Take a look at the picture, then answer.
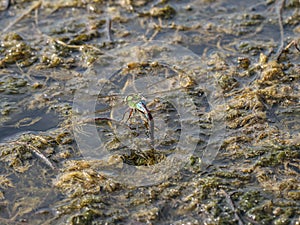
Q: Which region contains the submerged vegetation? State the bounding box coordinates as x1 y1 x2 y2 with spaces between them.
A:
0 0 299 224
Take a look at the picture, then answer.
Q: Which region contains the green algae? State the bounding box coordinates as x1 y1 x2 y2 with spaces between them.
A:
148 5 176 19
0 32 37 67
0 0 299 224
0 76 28 94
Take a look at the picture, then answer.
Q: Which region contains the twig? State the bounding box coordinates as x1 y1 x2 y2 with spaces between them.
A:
220 189 245 225
2 0 42 33
148 18 163 41
277 39 300 60
54 38 103 53
55 39 85 50
28 144 56 169
35 27 104 54
14 141 56 170
275 0 286 61
106 18 114 42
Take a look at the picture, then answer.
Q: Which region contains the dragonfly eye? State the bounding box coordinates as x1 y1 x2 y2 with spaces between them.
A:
125 95 132 103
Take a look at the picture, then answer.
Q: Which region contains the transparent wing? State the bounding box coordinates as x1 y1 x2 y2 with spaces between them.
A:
90 62 209 155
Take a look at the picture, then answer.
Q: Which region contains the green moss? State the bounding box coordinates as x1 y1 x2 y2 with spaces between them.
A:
122 149 166 166
239 191 263 212
149 5 176 19
214 171 251 181
3 33 23 41
286 191 300 200
0 76 28 94
237 57 251 69
0 1 299 224
217 74 238 91
274 217 290 225
256 148 299 167
71 213 93 225
197 177 221 200
0 33 36 67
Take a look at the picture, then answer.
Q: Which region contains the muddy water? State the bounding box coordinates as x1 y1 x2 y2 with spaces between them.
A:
0 0 299 224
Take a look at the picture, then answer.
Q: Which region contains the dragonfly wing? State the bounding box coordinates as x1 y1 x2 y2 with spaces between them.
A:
136 102 153 120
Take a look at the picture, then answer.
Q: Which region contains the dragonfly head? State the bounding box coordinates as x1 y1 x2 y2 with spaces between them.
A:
124 95 132 103
125 94 146 109
125 94 142 103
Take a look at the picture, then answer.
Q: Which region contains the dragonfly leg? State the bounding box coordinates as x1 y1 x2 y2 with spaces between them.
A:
139 113 155 147
125 108 133 123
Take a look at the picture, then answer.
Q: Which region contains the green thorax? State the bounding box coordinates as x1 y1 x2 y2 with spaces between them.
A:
125 94 144 109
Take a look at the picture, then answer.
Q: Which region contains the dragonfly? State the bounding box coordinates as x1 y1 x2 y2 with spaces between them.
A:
124 94 154 145
77 62 196 154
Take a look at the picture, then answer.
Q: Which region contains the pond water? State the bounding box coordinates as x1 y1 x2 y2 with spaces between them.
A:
0 0 299 224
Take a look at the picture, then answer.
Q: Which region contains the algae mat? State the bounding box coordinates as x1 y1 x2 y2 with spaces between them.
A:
0 0 299 224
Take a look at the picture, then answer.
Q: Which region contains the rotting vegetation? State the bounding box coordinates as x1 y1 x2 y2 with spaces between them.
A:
0 0 299 224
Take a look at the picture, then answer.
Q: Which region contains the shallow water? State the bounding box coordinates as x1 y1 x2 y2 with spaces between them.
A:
0 0 299 224
0 109 59 142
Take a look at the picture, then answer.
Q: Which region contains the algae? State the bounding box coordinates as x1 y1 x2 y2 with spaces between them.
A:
0 0 299 224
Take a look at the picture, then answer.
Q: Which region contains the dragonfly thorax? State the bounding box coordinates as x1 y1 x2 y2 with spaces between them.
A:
125 94 145 109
